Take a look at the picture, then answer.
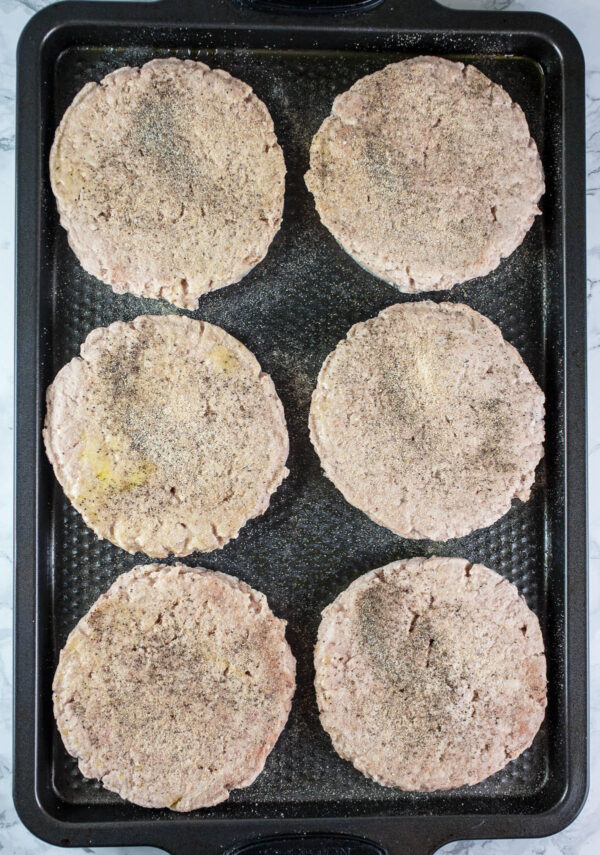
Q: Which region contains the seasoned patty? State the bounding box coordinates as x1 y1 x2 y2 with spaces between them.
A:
43 314 289 557
53 564 296 810
305 56 544 291
315 557 547 791
309 301 544 541
50 58 285 309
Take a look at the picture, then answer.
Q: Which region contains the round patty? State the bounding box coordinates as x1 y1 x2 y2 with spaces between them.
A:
309 301 544 541
50 58 285 309
305 56 544 292
315 556 546 791
44 314 289 557
53 564 296 810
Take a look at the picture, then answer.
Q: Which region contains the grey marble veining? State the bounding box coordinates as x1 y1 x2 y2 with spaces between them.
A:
1 0 598 853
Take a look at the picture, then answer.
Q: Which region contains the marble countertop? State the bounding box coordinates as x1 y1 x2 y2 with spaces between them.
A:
1 0 598 853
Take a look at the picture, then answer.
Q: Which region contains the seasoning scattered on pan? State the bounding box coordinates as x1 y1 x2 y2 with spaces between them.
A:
43 314 289 557
306 56 544 292
315 556 547 791
53 564 296 810
309 301 545 541
50 58 286 309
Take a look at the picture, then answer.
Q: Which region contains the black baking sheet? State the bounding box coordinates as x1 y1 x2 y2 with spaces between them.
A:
14 2 587 852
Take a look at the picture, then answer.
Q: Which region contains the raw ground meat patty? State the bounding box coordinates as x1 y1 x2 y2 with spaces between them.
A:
309 301 545 541
43 314 289 557
314 556 547 791
53 564 296 810
305 56 544 292
50 58 285 309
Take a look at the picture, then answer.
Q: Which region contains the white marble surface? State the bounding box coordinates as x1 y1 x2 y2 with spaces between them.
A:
0 0 598 852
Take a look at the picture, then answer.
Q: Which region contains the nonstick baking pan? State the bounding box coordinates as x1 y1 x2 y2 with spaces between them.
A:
14 0 588 853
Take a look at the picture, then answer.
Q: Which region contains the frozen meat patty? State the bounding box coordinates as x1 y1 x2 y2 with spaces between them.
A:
309 301 544 541
43 314 289 557
53 564 296 810
50 58 285 309
315 556 546 791
305 56 544 291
